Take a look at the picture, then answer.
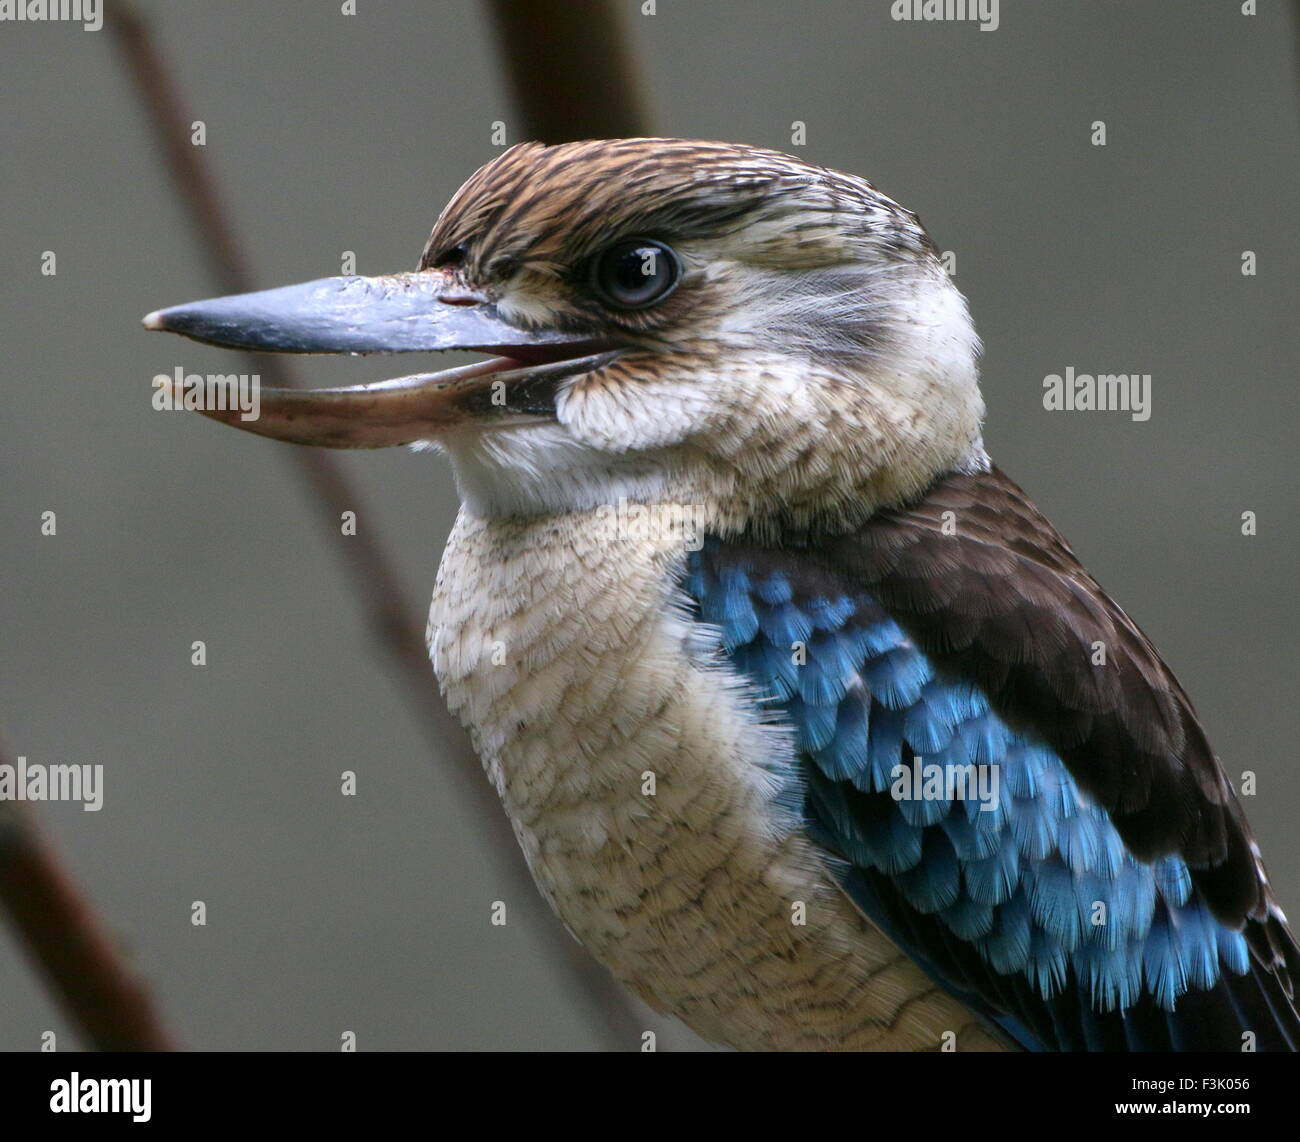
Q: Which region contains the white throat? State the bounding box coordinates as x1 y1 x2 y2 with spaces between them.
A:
430 424 677 518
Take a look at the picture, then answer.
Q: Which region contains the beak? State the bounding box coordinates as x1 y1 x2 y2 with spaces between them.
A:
143 272 616 447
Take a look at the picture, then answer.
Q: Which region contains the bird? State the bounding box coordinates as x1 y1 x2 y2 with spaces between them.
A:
144 138 1299 1052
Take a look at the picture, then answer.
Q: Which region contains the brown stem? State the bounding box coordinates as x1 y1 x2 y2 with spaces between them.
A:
487 0 652 142
0 788 175 1051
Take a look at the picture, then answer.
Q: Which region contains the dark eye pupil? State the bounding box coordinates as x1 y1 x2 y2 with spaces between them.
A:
594 239 678 309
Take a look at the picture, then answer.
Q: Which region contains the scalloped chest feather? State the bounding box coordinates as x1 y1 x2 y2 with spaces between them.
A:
427 506 1000 1050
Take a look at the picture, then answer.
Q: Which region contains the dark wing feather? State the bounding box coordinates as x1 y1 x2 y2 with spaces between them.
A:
686 464 1298 1049
830 466 1254 915
834 468 1300 993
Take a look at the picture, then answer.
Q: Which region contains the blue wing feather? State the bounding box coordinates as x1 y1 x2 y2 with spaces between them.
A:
684 535 1295 1050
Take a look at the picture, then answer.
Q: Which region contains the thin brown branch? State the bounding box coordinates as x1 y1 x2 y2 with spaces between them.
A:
487 0 651 142
97 0 645 1048
0 777 175 1051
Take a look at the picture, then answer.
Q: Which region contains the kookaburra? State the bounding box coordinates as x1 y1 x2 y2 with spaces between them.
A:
145 139 1298 1051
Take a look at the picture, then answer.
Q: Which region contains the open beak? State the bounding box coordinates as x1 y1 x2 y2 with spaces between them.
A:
142 272 616 447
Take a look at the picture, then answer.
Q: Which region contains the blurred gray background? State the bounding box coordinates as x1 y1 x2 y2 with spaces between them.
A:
1 0 1297 1051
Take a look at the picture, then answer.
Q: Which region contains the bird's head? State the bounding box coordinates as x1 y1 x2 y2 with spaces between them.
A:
146 138 984 530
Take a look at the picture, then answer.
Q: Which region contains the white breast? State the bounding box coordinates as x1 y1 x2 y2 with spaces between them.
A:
428 504 1001 1050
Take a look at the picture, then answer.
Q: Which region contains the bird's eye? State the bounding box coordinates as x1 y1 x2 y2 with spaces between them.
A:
591 238 680 310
